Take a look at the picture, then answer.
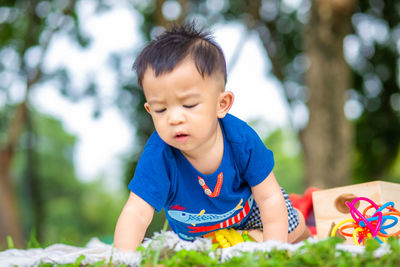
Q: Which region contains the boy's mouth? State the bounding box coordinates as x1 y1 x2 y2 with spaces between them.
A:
174 132 189 142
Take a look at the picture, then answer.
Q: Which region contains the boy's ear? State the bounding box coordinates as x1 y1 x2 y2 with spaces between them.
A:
144 102 151 114
217 91 234 118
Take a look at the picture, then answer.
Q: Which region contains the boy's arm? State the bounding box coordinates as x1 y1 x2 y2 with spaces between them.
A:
114 192 154 251
251 171 288 243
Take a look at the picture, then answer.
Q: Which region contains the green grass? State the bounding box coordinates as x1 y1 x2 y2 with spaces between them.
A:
138 237 400 267
4 234 400 266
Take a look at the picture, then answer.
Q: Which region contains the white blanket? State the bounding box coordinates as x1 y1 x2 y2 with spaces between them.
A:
0 231 389 267
0 238 140 267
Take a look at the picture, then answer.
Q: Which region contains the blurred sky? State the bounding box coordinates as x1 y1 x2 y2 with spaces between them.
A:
30 1 291 190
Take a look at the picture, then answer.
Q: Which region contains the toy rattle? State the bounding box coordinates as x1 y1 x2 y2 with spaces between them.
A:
330 197 400 246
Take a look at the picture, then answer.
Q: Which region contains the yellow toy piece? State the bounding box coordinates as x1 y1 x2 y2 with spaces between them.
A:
204 228 253 248
330 218 355 237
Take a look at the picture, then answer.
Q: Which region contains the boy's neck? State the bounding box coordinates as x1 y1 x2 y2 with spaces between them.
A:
181 122 224 175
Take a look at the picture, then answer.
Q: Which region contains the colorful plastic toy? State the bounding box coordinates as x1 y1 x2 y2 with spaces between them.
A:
330 197 400 246
204 228 253 248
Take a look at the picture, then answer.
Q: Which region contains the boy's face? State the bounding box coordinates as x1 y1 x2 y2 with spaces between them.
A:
142 59 232 156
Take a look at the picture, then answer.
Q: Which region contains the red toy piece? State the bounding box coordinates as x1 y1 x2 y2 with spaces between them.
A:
289 187 319 235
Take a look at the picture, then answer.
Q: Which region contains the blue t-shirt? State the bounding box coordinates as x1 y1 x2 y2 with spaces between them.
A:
128 113 274 240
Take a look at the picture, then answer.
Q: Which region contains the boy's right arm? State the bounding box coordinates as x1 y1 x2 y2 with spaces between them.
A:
114 192 154 251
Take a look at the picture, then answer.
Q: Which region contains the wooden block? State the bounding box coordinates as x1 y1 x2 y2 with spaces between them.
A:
312 180 400 243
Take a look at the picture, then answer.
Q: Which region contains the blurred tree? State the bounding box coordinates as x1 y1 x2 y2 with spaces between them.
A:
11 111 124 246
121 0 400 190
0 0 96 247
300 0 355 188
12 109 78 245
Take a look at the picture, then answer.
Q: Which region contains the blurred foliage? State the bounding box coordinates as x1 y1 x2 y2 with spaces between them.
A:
388 147 400 174
351 1 400 182
0 0 120 247
263 128 304 194
11 110 124 247
0 0 91 100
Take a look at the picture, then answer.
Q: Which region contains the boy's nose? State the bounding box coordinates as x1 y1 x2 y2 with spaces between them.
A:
168 109 185 125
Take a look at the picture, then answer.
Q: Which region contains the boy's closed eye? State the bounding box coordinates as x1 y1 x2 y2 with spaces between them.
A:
183 103 198 109
155 108 167 113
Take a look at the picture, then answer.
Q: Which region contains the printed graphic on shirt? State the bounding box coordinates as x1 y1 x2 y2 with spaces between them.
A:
168 195 254 234
169 204 185 211
197 172 223 197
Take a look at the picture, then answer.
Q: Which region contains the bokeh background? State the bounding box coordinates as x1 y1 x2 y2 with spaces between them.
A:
1 0 400 249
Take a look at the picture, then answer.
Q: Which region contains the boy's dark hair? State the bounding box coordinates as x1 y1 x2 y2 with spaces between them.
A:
133 22 227 88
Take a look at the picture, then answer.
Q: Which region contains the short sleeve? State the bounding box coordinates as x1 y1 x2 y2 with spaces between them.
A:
238 126 274 187
128 140 172 212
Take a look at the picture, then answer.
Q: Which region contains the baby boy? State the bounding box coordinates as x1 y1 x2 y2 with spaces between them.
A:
113 23 310 251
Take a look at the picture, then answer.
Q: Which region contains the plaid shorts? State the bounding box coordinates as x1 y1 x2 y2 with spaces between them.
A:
235 187 299 233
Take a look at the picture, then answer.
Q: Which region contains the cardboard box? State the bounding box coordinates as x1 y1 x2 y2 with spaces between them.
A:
312 180 400 242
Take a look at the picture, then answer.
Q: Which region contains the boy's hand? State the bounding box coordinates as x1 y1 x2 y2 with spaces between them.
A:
251 171 289 243
114 192 154 251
